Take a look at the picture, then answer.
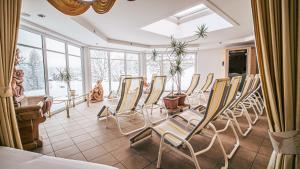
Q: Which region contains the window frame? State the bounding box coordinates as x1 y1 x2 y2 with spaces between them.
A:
17 27 85 113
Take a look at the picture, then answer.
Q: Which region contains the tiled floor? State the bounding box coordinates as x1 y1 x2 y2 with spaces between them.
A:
33 99 272 169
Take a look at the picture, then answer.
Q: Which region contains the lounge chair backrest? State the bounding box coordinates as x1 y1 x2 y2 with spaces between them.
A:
186 74 200 96
116 75 132 96
240 74 254 98
201 73 214 92
187 78 230 140
224 76 242 107
144 75 166 105
116 77 143 114
249 74 260 93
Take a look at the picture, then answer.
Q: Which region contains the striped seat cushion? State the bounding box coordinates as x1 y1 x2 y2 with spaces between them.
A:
179 109 204 126
153 120 190 147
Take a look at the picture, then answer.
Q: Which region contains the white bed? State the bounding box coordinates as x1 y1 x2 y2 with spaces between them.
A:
0 146 117 169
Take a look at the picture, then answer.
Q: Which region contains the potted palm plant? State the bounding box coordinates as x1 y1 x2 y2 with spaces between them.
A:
158 24 208 108
56 68 75 96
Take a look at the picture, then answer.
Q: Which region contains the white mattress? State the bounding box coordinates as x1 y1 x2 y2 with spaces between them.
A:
0 146 117 169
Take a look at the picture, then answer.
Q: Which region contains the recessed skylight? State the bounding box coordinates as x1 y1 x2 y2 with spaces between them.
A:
141 3 234 39
174 4 207 19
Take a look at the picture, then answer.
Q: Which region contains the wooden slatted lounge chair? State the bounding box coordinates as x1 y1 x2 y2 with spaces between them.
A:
97 77 145 135
139 75 167 124
130 78 230 169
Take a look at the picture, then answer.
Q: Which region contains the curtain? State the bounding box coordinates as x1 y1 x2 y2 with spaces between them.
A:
251 0 300 169
0 0 23 149
47 0 116 16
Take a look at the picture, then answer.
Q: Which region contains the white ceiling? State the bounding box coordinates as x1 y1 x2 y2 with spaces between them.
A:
20 0 254 51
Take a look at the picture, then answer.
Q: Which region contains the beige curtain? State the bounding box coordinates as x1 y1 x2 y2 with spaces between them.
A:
251 0 300 168
0 0 23 149
47 0 116 16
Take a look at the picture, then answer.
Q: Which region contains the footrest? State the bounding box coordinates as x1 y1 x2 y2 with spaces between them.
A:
130 127 152 145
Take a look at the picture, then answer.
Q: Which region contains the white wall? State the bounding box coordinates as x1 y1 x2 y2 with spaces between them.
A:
196 47 226 88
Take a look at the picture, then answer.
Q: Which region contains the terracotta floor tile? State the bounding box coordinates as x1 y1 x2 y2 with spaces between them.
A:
82 145 108 161
68 153 87 161
51 139 74 151
55 145 80 158
111 146 138 161
31 101 271 169
251 154 270 169
76 139 99 151
121 154 150 169
72 133 92 144
91 153 119 166
114 163 127 169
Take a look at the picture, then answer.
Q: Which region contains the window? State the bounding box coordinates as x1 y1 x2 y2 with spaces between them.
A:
126 53 139 76
180 53 195 90
46 37 65 53
162 54 174 91
110 52 125 90
46 51 67 98
17 29 85 113
18 29 42 48
146 54 161 82
68 45 83 95
17 30 45 96
162 53 196 91
90 50 110 96
17 46 45 96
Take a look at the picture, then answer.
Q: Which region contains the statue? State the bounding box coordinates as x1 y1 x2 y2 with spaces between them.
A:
89 80 104 102
11 49 25 105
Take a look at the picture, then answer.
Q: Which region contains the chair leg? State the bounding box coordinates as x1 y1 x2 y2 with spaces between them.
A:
145 104 168 125
242 100 258 125
227 108 252 137
115 111 147 136
216 134 229 169
214 117 240 159
157 137 165 168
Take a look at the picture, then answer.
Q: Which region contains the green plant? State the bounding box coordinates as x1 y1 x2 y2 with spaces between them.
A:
56 68 72 90
152 24 208 95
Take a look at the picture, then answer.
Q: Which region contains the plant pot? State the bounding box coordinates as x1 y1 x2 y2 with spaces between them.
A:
174 93 187 106
163 96 179 109
68 90 76 96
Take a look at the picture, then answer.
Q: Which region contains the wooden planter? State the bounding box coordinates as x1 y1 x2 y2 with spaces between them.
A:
163 96 179 109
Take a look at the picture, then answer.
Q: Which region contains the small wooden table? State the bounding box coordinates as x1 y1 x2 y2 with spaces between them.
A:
53 93 90 118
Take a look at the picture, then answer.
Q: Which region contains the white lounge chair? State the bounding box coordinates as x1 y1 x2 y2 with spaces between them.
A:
130 78 230 169
97 77 145 135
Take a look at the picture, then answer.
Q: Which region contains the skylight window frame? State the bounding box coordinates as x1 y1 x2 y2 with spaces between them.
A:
173 4 207 19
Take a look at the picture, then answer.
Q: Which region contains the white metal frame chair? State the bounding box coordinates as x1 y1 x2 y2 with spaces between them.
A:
177 76 242 159
193 73 214 103
97 77 145 135
108 75 132 99
139 75 167 124
185 74 200 105
130 78 230 169
242 74 264 116
223 75 255 136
